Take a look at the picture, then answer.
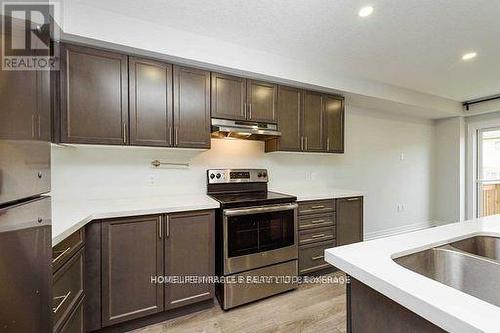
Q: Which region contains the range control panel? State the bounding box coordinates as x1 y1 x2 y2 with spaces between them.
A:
207 169 268 184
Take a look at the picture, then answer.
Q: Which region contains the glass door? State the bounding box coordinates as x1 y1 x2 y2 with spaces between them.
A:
227 210 295 258
477 128 500 217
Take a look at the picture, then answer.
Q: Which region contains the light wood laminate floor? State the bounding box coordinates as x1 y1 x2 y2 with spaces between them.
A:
130 276 347 333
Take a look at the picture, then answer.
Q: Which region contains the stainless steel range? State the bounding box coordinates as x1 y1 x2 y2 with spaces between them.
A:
207 169 298 310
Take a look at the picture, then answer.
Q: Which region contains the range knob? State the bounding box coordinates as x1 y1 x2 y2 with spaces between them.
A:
262 172 267 178
257 172 263 178
209 173 215 179
216 173 221 179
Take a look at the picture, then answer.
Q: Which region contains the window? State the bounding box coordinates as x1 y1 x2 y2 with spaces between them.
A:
477 128 500 217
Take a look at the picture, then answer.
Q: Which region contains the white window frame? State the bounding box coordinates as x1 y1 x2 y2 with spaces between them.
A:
467 118 500 219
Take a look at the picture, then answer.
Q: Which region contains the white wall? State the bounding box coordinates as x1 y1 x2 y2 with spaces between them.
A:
52 106 436 239
433 117 466 224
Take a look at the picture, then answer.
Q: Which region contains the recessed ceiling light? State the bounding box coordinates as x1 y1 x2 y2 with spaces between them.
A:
462 52 477 61
358 6 374 17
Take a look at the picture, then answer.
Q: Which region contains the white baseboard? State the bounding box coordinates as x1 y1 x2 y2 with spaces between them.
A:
364 221 437 241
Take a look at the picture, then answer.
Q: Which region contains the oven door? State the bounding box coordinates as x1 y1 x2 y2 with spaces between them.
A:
223 203 298 275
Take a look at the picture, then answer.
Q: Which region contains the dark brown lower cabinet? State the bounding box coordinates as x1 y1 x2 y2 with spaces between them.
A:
165 210 215 309
101 215 164 326
92 210 215 330
59 296 85 333
348 278 444 333
336 197 363 246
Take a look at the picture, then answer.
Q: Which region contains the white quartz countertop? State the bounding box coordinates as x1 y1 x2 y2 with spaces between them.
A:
325 216 500 332
51 194 220 246
270 186 364 201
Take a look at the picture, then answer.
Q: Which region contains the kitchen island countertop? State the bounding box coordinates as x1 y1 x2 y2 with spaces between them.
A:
325 215 500 332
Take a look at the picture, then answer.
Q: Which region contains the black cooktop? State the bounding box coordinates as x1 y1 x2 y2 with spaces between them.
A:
208 191 296 209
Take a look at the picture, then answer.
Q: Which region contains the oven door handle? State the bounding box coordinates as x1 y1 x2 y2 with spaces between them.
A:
223 203 298 216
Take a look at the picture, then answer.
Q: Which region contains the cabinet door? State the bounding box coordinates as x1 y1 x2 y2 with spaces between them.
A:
211 73 246 120
129 57 173 147
165 210 214 310
173 66 211 148
101 215 163 327
0 30 38 140
303 91 325 152
60 44 128 145
247 80 277 123
276 86 302 151
336 197 363 246
324 96 344 153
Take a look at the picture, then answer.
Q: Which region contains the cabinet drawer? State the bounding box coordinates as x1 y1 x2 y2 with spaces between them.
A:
59 296 84 333
299 226 335 245
53 229 84 272
299 240 336 274
53 248 84 333
299 213 335 230
298 199 335 215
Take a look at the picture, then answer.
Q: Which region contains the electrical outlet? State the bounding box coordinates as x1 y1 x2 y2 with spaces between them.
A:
148 174 157 186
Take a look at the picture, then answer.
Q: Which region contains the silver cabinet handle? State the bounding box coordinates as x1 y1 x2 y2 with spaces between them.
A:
327 137 330 151
244 103 247 119
174 128 178 146
311 219 325 224
300 136 304 151
31 114 36 138
53 291 71 313
224 203 298 217
304 136 308 150
158 216 162 239
311 205 325 209
311 255 324 261
346 197 360 201
169 126 172 144
123 123 127 143
311 233 326 238
166 215 170 237
249 103 252 119
37 114 41 138
52 247 70 263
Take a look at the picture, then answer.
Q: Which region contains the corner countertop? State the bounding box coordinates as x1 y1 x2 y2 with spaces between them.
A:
51 194 220 246
325 216 500 333
271 186 365 201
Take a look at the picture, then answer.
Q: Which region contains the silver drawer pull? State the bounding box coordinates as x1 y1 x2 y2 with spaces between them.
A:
311 234 326 238
52 291 71 313
311 205 325 209
52 247 71 263
311 219 325 224
346 197 360 201
311 255 324 261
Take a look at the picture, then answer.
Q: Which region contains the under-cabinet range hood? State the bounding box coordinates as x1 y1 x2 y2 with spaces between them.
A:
211 118 281 141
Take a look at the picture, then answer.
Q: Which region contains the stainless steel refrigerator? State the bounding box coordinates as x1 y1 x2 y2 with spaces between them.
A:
0 22 52 332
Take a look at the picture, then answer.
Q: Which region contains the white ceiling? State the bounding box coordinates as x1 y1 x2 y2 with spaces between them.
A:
67 0 500 102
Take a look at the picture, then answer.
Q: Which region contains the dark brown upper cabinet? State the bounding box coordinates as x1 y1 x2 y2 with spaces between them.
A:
303 90 325 152
266 87 344 154
101 215 164 327
59 44 128 145
164 210 215 309
211 73 277 123
246 80 278 123
129 57 173 147
211 73 247 121
265 86 302 152
0 30 50 141
173 66 211 148
324 96 344 153
336 197 363 246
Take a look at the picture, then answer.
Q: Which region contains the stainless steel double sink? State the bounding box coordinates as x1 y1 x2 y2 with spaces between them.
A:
394 236 500 307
